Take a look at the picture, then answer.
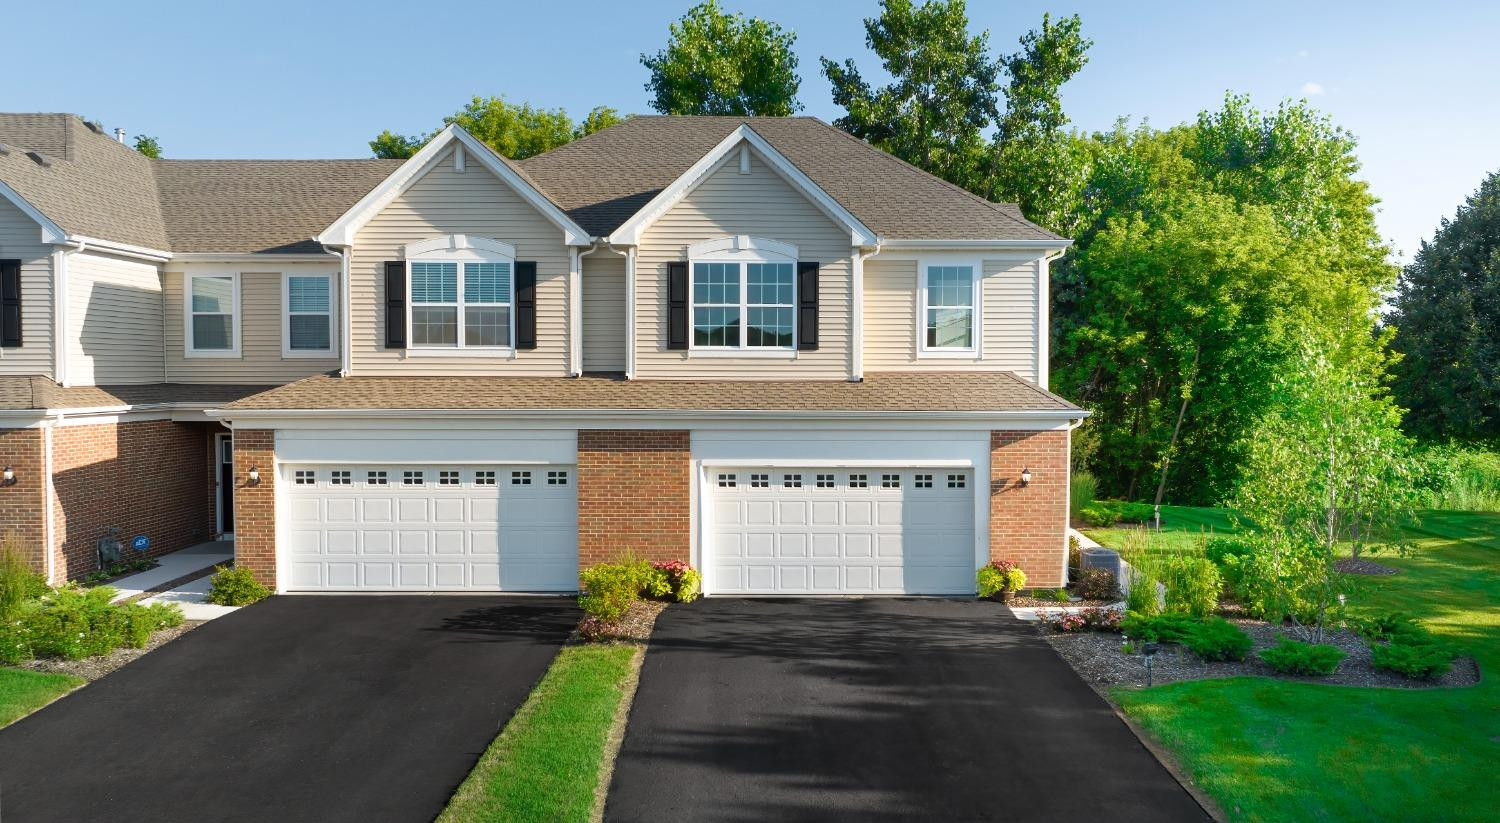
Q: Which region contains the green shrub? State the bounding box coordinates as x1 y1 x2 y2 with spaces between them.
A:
1070 470 1098 519
1120 611 1198 644
1124 572 1159 615
205 566 272 606
0 533 49 617
647 560 701 603
1371 640 1455 679
1079 502 1117 527
1183 617 1252 661
1203 536 1256 596
2 586 186 662
1259 638 1346 675
1160 555 1223 617
977 560 1027 598
579 559 654 621
1052 588 1071 603
1414 444 1500 512
1352 612 1432 644
1074 567 1117 601
1116 502 1155 523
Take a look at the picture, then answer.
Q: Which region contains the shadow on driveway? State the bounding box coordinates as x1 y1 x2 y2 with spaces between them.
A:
0 595 576 823
606 598 1209 822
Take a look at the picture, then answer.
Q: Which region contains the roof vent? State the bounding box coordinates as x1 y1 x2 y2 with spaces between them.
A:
26 151 52 168
0 143 10 156
83 120 103 134
114 128 127 144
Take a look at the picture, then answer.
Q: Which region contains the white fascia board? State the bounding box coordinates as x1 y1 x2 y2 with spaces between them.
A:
877 238 1073 251
0 180 67 243
172 252 338 263
607 124 878 248
65 235 172 262
209 407 1089 426
315 125 593 247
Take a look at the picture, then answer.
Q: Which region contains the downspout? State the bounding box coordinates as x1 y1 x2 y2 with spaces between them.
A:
850 239 882 382
334 244 352 377
52 238 86 387
43 418 56 585
624 245 637 380
573 240 608 377
1038 247 1067 391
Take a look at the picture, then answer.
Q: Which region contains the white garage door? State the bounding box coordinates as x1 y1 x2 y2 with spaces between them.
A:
283 464 577 592
708 468 975 595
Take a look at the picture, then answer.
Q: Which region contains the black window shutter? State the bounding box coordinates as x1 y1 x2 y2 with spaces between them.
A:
0 260 21 348
667 261 688 350
383 261 406 349
515 261 537 350
796 261 819 351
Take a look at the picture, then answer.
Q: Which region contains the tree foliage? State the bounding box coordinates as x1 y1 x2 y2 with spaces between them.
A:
822 0 1001 191
1389 171 1500 442
369 99 627 160
132 135 162 159
642 0 801 116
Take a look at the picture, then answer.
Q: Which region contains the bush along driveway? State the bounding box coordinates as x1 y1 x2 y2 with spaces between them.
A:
0 596 576 823
606 598 1209 822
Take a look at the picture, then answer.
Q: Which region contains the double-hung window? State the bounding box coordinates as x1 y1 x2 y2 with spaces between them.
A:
920 263 979 355
187 273 238 356
691 260 795 350
284 274 334 356
409 255 513 350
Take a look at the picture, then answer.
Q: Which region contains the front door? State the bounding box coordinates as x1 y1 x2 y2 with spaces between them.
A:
216 433 234 537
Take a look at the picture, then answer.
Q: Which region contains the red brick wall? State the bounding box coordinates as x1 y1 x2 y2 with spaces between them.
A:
577 430 691 567
50 420 218 580
232 429 277 588
990 429 1070 589
0 428 47 574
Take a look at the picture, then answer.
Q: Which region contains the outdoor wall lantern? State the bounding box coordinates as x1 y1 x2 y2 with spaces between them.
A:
1019 467 1032 487
247 466 260 486
1 466 14 486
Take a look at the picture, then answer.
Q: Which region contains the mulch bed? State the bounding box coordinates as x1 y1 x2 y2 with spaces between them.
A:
574 600 668 644
1038 618 1480 690
18 621 204 682
1336 557 1402 576
1008 593 1116 608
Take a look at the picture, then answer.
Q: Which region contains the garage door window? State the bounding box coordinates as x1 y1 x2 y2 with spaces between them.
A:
882 474 901 488
439 470 460 485
782 473 802 488
367 470 387 485
948 474 966 488
547 471 569 485
750 473 769 488
915 473 934 488
717 473 737 488
331 470 352 485
512 471 532 485
476 471 496 485
294 470 315 485
849 473 868 488
403 470 424 485
816 474 835 488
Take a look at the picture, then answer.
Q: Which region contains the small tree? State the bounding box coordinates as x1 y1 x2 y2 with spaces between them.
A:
641 0 802 116
133 135 162 158
1232 329 1417 641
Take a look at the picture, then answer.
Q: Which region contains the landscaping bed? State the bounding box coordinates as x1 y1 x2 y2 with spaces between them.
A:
1039 616 1480 690
17 620 204 682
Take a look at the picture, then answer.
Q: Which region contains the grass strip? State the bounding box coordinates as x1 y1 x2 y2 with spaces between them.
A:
439 644 641 823
0 667 84 728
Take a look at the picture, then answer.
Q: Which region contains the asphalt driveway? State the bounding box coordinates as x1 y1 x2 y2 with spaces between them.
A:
607 598 1209 822
0 596 576 823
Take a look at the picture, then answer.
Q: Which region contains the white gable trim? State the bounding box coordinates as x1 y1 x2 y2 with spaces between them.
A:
403 234 515 259
687 235 797 261
0 179 66 244
315 125 593 247
607 124 878 248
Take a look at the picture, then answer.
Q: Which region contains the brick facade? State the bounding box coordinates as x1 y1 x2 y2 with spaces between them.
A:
0 428 47 573
989 429 1071 589
50 420 219 580
231 429 277 588
576 430 691 567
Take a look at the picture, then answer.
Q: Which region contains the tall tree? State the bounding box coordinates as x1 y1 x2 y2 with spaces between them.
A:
369 99 628 160
132 135 162 159
1389 171 1500 442
822 0 1001 190
986 13 1092 234
641 0 801 116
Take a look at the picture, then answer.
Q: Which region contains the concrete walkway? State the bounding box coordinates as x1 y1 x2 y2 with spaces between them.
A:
107 540 232 602
141 573 240 621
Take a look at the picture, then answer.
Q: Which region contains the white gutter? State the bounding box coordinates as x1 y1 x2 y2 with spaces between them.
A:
878 238 1073 250
1037 246 1069 391
65 235 171 263
50 238 86 387
209 406 1090 422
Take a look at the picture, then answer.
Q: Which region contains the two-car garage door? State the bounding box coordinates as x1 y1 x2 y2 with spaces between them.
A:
707 468 976 595
283 464 577 592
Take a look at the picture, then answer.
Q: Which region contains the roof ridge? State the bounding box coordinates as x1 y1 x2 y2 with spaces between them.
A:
806 119 1062 240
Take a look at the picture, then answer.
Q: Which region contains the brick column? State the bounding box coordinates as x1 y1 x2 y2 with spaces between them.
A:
0 428 48 576
990 429 1070 589
232 429 277 588
577 430 691 568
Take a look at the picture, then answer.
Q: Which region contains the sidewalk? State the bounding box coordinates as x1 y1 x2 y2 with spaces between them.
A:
108 540 233 602
141 574 240 621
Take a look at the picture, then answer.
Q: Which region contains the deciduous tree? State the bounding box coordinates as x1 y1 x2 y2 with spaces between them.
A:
642 0 801 116
369 99 628 160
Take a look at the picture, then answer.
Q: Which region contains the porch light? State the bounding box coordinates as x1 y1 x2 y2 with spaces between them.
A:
1 466 14 486
248 466 260 486
1019 467 1032 487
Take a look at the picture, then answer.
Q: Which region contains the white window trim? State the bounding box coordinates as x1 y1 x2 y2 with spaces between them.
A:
687 235 799 355
184 271 241 358
404 237 516 355
917 258 983 359
281 272 338 359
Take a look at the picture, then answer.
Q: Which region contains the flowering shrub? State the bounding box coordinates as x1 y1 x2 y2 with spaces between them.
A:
649 560 702 603
1045 606 1123 634
1055 614 1089 632
576 616 619 643
977 560 1027 598
1081 606 1123 632
1075 568 1118 601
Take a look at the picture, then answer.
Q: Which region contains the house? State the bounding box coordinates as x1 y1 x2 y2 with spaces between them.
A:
0 112 1084 596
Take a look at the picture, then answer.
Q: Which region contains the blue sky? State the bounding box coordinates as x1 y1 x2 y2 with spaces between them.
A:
8 0 1496 260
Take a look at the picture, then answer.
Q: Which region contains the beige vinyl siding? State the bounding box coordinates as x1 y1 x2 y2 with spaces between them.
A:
582 252 626 372
0 197 52 377
349 147 571 376
164 266 340 384
635 149 851 380
66 251 162 385
863 257 1040 383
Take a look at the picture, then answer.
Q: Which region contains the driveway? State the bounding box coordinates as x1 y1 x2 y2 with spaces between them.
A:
607 598 1209 822
0 596 576 823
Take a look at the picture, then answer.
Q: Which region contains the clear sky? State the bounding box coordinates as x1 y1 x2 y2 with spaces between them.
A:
7 0 1496 261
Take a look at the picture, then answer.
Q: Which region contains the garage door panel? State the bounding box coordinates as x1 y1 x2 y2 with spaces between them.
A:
282 464 577 592
709 468 974 595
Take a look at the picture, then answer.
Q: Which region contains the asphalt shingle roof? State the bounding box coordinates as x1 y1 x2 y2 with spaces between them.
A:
223 371 1081 414
0 377 275 412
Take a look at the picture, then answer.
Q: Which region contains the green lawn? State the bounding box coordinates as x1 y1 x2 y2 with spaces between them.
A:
1111 508 1499 822
0 667 83 727
1083 503 1241 555
439 643 640 823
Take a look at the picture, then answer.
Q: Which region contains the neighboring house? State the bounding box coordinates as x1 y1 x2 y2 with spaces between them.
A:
0 112 1084 596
